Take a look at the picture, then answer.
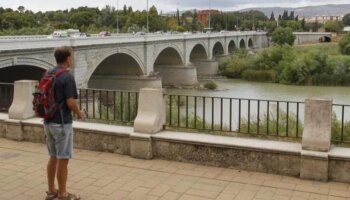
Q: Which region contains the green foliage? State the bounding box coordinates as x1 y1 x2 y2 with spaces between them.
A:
204 81 218 90
339 33 350 55
325 21 344 33
220 50 250 78
343 13 350 26
221 43 350 86
271 27 296 46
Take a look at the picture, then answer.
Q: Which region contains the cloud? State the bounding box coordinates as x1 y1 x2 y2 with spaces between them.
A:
0 0 348 12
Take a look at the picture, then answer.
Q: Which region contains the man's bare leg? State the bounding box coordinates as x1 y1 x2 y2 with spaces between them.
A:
47 156 57 194
57 159 69 197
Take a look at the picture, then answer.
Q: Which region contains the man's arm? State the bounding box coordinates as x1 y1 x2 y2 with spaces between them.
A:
67 98 85 119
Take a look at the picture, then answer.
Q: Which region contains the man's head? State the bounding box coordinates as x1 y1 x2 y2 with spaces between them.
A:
54 46 74 68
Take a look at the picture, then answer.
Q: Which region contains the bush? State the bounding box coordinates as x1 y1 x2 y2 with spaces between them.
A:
271 27 296 46
339 33 350 55
241 69 277 82
204 81 218 90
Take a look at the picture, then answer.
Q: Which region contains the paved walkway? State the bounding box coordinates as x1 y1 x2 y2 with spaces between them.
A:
0 138 349 200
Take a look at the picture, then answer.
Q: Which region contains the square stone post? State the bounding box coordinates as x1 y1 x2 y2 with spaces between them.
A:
131 88 165 159
6 80 38 141
300 99 332 181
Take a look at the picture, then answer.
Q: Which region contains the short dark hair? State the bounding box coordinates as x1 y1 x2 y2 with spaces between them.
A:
54 46 73 64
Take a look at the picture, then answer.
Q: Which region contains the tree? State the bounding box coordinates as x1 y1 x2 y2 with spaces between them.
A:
325 21 344 33
271 27 296 46
339 33 350 55
342 13 350 26
17 6 25 13
270 12 275 21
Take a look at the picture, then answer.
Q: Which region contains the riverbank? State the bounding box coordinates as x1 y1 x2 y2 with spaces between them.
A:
220 43 350 86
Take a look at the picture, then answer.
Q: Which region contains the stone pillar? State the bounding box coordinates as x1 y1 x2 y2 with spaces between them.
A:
215 54 230 65
154 65 198 87
6 80 37 141
192 59 219 76
131 88 165 159
300 99 332 181
9 80 37 120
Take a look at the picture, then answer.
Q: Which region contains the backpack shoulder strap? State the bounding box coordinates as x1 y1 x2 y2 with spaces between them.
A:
53 69 68 77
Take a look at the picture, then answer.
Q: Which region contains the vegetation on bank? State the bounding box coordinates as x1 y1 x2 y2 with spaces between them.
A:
220 38 350 86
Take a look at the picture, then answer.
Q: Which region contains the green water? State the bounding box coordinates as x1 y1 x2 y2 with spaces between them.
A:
167 79 350 105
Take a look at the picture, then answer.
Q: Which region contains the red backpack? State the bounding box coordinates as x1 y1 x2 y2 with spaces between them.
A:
33 69 67 120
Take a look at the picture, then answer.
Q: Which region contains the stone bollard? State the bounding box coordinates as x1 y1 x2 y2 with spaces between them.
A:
300 99 332 181
131 88 165 159
6 80 38 141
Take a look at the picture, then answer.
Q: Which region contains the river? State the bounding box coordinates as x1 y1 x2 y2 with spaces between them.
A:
166 79 350 104
165 79 350 130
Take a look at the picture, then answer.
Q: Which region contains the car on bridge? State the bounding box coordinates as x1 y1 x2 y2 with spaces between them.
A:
99 31 111 37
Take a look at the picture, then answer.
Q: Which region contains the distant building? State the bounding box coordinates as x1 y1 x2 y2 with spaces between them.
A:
303 15 343 24
197 9 220 26
344 26 350 32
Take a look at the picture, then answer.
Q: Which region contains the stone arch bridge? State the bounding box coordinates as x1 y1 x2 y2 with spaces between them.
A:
0 32 331 90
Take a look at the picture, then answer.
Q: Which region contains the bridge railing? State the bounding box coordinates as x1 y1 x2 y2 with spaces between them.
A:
0 83 14 112
78 88 139 125
164 94 350 144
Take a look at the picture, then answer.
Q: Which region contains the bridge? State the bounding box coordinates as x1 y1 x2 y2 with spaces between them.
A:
0 32 331 90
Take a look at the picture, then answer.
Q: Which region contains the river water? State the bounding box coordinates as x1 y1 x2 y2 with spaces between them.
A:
165 79 350 131
166 79 350 104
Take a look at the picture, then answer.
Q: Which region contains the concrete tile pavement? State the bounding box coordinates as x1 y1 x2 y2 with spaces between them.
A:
0 138 350 200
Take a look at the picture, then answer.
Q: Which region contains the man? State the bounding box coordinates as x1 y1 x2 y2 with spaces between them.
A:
44 46 84 200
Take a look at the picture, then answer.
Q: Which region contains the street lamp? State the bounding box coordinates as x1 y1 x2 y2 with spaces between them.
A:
116 0 119 34
208 0 211 31
146 0 149 33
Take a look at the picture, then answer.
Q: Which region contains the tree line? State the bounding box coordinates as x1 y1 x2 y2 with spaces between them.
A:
0 5 349 35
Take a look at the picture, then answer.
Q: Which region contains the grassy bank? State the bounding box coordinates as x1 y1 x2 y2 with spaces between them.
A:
220 43 350 86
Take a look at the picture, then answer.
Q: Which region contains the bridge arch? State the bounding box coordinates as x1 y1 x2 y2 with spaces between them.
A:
189 44 208 62
239 39 246 49
153 46 184 67
0 57 54 83
248 38 254 48
87 50 145 89
228 40 236 53
212 41 225 57
319 36 331 43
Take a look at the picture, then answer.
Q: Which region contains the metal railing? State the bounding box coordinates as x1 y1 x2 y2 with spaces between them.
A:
0 83 14 112
164 94 350 144
164 94 304 139
78 89 138 125
332 104 350 144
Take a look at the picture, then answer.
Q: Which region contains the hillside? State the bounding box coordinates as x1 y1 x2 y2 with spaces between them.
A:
240 4 350 17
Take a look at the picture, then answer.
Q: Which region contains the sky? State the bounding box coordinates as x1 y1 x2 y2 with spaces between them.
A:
1 0 349 13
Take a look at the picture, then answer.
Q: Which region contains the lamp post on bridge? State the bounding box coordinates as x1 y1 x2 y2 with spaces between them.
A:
116 0 119 34
208 0 211 32
146 0 149 33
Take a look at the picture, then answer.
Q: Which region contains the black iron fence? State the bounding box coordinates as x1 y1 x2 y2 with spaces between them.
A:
332 104 350 144
78 89 138 125
0 83 14 112
0 84 349 143
164 94 350 144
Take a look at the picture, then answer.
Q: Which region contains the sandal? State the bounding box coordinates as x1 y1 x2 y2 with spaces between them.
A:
45 191 58 200
58 193 80 200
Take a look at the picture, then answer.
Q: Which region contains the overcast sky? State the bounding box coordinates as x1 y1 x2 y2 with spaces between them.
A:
1 0 349 13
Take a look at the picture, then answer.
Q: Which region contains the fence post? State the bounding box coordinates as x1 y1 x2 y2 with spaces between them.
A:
6 80 37 141
300 99 332 181
131 88 165 159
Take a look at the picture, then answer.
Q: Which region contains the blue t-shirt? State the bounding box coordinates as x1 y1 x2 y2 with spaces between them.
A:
45 66 78 124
